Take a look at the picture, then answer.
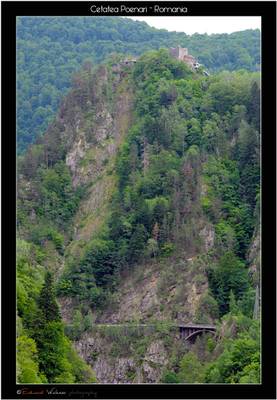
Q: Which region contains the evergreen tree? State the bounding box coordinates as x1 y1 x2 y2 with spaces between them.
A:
229 290 239 315
38 271 61 322
248 81 260 129
236 120 260 211
208 252 249 316
128 224 148 261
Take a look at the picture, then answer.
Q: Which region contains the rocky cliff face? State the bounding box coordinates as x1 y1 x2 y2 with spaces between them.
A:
58 66 134 262
63 68 132 189
57 85 217 379
67 223 216 383
96 251 212 325
75 331 171 383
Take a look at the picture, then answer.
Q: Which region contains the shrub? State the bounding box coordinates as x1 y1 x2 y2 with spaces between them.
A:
161 370 180 383
177 352 204 383
160 242 175 257
195 291 219 322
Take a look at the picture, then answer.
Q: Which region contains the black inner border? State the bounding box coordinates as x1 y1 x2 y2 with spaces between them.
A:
1 1 276 399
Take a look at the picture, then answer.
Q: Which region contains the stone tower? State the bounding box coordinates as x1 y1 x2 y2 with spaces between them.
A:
169 46 200 70
169 46 188 60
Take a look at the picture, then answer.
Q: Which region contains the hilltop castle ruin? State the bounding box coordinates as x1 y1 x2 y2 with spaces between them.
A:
169 46 201 70
111 47 206 76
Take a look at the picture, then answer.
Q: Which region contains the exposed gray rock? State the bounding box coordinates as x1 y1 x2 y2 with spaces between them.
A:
75 330 169 383
144 340 168 365
66 134 89 187
142 340 168 382
58 296 78 324
200 225 215 252
98 270 160 323
93 357 138 383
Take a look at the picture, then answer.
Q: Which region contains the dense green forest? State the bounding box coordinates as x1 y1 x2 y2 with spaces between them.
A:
16 16 260 152
17 46 260 383
16 239 97 383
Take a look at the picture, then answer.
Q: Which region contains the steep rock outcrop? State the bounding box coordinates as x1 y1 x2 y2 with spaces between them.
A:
248 225 261 286
62 67 133 262
74 329 171 383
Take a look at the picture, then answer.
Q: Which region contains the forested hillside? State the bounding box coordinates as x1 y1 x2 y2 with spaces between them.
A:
16 16 260 152
17 48 260 383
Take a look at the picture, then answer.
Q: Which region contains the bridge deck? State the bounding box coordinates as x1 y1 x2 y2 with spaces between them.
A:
94 323 216 330
179 324 216 330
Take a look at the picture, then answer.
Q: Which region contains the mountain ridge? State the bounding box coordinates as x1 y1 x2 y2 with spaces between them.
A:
17 48 261 384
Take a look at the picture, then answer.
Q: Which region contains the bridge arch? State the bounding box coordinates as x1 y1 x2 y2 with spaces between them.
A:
185 329 216 342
